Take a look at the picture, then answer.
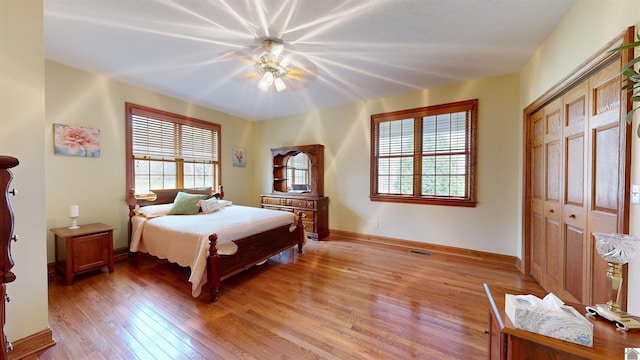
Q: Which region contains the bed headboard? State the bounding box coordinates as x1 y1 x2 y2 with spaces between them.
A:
127 185 224 211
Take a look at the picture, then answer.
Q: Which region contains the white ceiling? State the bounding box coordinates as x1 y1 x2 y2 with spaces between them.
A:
44 0 575 121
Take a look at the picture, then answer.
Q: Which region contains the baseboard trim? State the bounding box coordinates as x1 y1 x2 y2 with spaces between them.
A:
8 328 55 359
114 246 130 262
330 229 517 267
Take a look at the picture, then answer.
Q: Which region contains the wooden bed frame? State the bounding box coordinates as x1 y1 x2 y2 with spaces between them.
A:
127 185 305 302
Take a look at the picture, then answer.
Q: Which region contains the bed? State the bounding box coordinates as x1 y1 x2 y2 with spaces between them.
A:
127 186 304 302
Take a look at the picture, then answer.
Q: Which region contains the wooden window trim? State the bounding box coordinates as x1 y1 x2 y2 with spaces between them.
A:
125 102 222 197
370 99 477 207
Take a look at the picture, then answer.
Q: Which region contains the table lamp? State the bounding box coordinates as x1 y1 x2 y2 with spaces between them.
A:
586 232 640 331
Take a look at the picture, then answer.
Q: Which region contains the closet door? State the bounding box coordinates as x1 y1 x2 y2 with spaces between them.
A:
525 29 631 308
588 60 625 306
542 98 563 296
562 82 589 304
530 109 545 283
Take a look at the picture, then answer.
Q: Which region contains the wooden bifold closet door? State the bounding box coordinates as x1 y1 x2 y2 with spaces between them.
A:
524 28 633 307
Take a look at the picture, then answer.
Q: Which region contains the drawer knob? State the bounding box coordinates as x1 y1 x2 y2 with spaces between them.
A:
10 235 17 243
6 338 12 351
5 294 9 303
301 213 307 218
8 188 16 196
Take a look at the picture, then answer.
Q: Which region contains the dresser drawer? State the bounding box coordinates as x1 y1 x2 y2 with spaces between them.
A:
302 220 315 232
299 210 314 221
286 198 307 208
261 197 282 206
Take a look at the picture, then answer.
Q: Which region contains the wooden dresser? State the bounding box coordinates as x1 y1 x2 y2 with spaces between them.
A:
261 144 329 240
484 284 640 359
0 156 19 359
260 194 329 239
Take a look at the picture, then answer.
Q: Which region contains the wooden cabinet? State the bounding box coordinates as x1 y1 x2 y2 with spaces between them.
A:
484 284 640 359
51 223 114 285
0 156 19 359
261 194 329 239
263 144 329 240
525 50 631 306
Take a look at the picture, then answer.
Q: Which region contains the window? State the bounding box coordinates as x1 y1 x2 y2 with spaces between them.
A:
125 103 221 197
370 99 477 207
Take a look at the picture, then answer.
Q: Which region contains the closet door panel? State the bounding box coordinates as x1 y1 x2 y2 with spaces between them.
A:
588 60 624 306
544 217 562 294
564 224 585 302
562 82 588 304
542 99 563 294
530 109 545 282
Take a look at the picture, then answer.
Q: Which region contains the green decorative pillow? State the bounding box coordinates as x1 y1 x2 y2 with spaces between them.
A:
167 191 207 215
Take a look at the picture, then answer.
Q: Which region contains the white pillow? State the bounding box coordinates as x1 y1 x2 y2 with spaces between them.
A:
134 203 172 218
218 199 233 208
197 197 221 214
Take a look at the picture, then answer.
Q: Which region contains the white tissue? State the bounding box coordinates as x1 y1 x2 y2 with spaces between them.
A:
505 293 593 347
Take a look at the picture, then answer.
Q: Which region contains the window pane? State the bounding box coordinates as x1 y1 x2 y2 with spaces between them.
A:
134 176 150 195
422 175 435 195
379 118 414 156
150 175 164 190
450 175 466 197
183 161 213 189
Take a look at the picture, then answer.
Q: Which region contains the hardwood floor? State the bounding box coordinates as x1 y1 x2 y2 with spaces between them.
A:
26 236 543 360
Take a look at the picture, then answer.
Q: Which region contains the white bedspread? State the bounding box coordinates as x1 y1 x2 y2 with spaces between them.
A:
129 205 297 297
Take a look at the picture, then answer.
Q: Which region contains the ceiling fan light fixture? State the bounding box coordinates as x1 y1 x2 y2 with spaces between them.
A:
255 38 288 92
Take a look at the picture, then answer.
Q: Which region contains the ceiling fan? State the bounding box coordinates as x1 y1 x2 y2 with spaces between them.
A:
255 39 288 92
232 38 316 93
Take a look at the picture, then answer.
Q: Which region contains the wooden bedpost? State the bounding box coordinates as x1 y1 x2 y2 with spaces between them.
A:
127 189 138 250
217 185 224 200
296 211 305 254
207 234 221 302
127 189 138 216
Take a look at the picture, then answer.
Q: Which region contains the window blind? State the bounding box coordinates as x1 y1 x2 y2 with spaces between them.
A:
132 115 218 162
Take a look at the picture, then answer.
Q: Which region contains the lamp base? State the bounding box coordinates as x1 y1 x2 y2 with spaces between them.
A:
586 304 640 331
68 216 79 230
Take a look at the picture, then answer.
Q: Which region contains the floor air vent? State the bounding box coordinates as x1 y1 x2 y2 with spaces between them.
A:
410 250 432 256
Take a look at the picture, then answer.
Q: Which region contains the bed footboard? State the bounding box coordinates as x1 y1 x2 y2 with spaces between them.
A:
206 211 305 302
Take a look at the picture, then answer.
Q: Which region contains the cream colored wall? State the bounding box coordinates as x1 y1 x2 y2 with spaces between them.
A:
254 73 521 256
0 0 50 341
519 0 640 313
44 61 256 260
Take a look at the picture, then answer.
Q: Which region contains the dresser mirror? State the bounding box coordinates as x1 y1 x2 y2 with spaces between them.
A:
270 144 324 197
286 152 311 193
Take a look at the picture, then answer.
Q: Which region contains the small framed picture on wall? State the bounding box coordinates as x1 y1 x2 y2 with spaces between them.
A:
232 147 246 167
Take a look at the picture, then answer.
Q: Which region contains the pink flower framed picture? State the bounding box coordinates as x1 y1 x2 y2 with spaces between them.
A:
54 124 101 158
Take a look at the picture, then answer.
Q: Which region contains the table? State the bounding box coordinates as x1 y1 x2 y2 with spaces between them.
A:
484 283 640 359
51 223 114 285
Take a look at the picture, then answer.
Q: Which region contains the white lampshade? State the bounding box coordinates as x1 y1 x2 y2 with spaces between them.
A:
274 77 286 92
258 71 274 91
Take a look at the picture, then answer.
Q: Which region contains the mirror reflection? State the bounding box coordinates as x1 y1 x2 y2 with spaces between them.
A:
287 152 311 192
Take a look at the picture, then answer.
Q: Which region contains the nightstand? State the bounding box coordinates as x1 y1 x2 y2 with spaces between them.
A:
51 223 114 285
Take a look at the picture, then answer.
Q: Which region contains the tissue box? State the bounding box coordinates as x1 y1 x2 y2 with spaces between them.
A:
505 294 593 347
